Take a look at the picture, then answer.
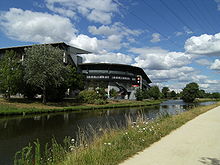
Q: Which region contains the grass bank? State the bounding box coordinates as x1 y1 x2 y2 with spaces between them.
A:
0 98 162 116
14 102 220 165
195 98 220 103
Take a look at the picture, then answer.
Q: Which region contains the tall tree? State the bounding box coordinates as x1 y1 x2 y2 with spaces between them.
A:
23 45 68 104
182 82 199 102
148 86 160 100
0 50 22 99
162 87 170 98
170 90 177 98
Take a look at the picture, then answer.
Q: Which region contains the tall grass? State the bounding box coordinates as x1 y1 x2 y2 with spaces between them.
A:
13 102 220 165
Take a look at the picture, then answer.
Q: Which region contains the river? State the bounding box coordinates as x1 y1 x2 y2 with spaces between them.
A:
0 100 216 165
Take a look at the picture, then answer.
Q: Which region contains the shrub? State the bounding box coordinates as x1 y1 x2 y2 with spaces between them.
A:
94 99 107 105
78 90 99 104
135 89 144 101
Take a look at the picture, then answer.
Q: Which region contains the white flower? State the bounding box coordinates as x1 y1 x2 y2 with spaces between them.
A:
108 143 111 146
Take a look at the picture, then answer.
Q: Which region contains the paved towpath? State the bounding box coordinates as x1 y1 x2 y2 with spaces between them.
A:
120 106 220 165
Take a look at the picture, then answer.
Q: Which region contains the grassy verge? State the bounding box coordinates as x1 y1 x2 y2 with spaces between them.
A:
0 98 162 116
195 98 220 103
14 102 220 165
61 102 220 165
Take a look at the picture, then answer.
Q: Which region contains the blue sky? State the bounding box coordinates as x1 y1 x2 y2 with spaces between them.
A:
1 0 220 92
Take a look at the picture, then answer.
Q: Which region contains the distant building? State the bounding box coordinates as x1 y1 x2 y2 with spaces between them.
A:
0 42 152 99
78 63 151 99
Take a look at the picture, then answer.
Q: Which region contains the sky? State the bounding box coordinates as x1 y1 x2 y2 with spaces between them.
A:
0 0 220 93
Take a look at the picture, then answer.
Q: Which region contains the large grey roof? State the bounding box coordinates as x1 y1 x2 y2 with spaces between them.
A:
0 42 91 54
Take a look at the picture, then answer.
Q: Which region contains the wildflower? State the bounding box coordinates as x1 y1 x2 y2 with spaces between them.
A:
125 132 128 135
108 143 111 146
104 143 107 145
136 125 139 128
143 127 146 131
71 139 75 143
69 146 74 151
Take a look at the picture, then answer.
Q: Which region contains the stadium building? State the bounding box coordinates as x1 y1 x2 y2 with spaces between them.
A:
0 42 152 99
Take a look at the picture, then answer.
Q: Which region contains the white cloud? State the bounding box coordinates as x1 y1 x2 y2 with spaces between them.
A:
150 33 161 43
210 59 220 70
69 34 123 53
146 66 195 83
45 0 118 24
88 22 141 37
69 34 99 52
88 22 142 50
175 26 193 37
0 8 130 53
0 8 77 43
204 80 220 84
130 47 192 70
175 31 184 36
185 33 220 55
195 59 212 66
80 52 132 64
215 0 220 10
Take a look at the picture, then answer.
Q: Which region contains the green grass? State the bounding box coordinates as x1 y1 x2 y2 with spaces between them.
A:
61 102 220 165
0 98 162 116
13 102 220 165
195 98 220 103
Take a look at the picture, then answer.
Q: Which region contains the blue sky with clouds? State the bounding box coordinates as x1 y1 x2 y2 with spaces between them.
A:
1 0 220 92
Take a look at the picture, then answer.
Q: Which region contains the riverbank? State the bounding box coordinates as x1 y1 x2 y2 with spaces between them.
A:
121 103 220 165
13 101 220 164
0 98 162 116
60 102 220 165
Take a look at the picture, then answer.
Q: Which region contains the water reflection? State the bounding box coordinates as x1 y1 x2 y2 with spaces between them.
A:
0 100 216 165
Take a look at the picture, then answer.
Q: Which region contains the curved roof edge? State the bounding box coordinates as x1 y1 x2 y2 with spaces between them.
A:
79 63 152 83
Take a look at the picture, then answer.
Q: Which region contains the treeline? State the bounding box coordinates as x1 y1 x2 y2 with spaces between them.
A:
0 45 84 104
136 82 220 102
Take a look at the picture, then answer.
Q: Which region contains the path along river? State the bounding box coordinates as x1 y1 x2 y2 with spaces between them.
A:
0 100 216 165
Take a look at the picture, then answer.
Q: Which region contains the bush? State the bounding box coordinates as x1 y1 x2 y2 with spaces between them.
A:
78 90 99 104
109 89 118 98
94 99 107 105
135 89 144 101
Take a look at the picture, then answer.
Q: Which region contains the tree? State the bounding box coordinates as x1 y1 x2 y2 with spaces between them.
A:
0 50 23 99
135 88 144 101
23 45 69 104
182 82 199 102
170 90 177 98
162 87 170 98
65 66 85 91
148 86 160 100
211 92 220 99
198 89 206 98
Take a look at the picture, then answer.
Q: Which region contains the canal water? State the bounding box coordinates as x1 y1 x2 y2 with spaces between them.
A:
0 100 216 165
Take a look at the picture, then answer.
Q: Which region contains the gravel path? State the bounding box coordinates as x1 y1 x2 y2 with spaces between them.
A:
120 106 220 165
